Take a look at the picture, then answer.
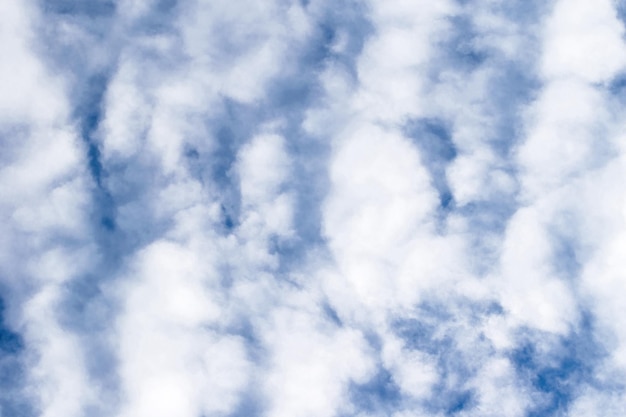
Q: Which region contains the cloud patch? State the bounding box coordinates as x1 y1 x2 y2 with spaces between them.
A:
2 0 626 416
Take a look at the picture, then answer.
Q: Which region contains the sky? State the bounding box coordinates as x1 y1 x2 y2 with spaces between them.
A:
1 0 626 416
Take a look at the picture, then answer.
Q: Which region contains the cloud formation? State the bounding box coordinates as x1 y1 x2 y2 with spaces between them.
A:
1 0 626 416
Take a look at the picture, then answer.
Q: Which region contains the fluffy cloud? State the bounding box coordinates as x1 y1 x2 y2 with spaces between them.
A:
2 0 626 416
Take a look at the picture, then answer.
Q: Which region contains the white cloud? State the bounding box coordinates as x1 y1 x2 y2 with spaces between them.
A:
99 58 153 161
238 133 292 210
323 124 439 314
516 79 610 199
353 0 455 122
0 4 100 417
179 0 312 104
21 287 94 417
497 203 579 334
470 357 529 417
0 128 84 203
0 1 68 126
569 388 626 417
381 333 438 399
115 240 251 417
4 0 626 416
262 307 375 417
541 0 626 83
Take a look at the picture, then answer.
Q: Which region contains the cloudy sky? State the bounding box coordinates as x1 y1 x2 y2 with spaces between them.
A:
2 0 626 416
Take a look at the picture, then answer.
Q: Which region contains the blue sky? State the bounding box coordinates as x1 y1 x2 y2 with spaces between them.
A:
1 0 626 416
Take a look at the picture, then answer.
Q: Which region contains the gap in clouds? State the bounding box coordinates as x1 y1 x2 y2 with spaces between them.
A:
510 313 607 417
35 0 123 246
78 72 118 234
410 0 545 278
209 3 373 280
445 14 490 72
344 329 404 416
25 4 162 413
201 100 256 234
348 367 403 415
404 117 457 214
392 300 501 415
126 0 180 35
609 74 626 99
0 293 32 417
41 0 116 16
547 209 585 283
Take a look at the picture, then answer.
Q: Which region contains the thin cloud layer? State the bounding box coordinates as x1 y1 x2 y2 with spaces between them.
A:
1 1 626 416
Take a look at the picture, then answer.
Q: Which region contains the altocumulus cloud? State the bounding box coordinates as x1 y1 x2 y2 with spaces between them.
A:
1 0 626 416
